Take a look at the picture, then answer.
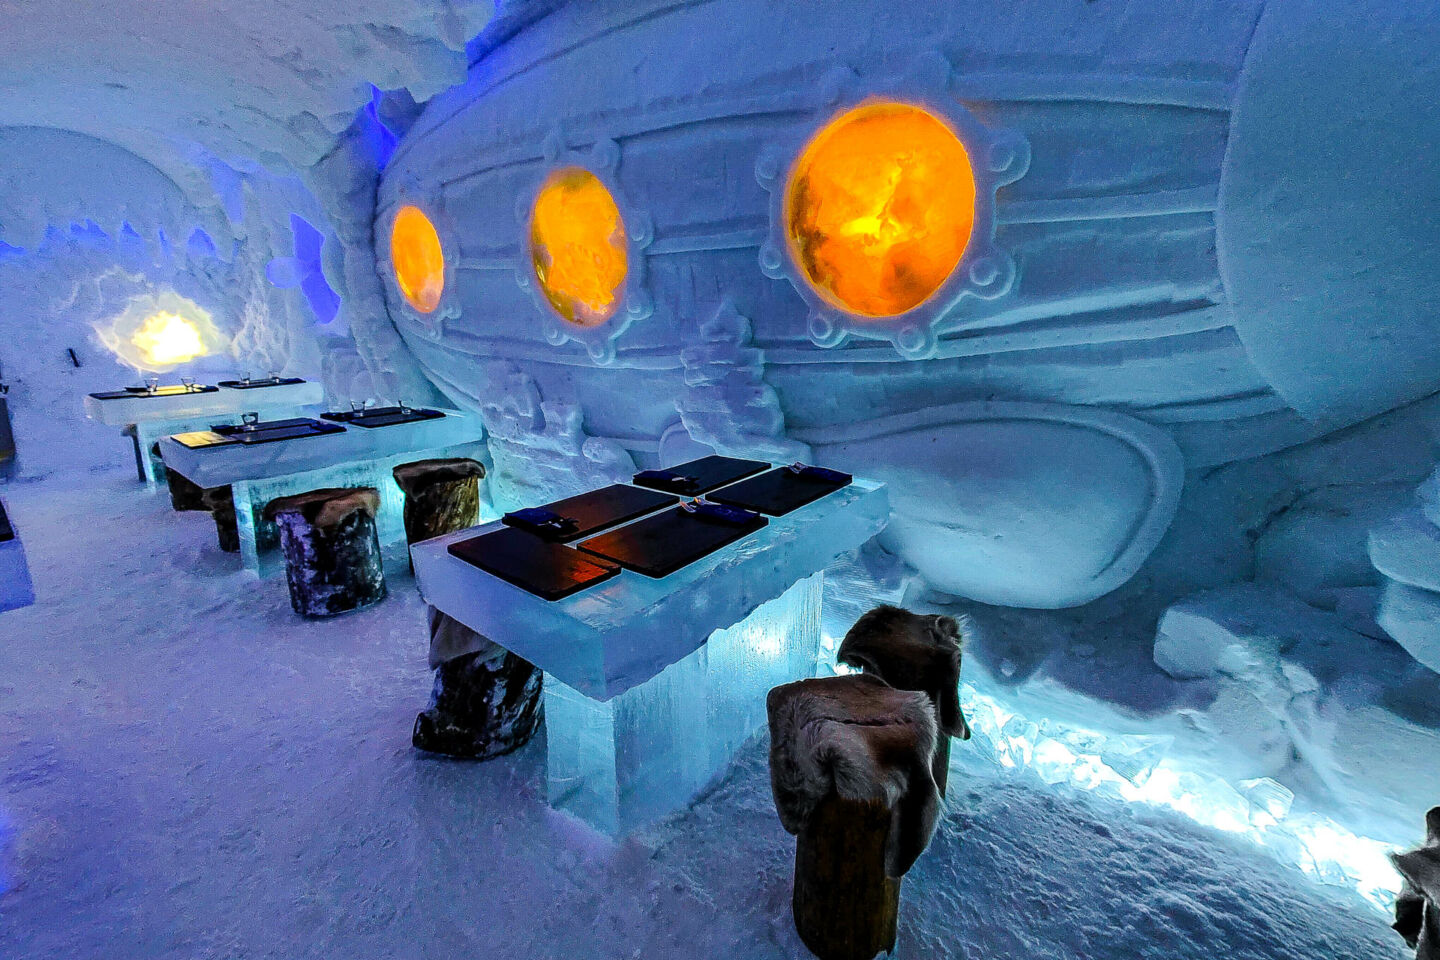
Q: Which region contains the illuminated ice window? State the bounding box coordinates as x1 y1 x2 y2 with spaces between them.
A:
529 167 628 328
785 101 976 318
390 205 445 314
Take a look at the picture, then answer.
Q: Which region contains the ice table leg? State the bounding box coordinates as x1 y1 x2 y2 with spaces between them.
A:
544 572 822 834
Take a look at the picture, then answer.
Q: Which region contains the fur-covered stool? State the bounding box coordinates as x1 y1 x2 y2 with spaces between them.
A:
838 605 970 795
767 674 941 960
392 457 486 546
263 487 386 618
412 606 544 759
1392 806 1440 958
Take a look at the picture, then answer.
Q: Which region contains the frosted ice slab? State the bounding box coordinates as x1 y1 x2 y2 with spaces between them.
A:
83 380 324 426
545 573 821 834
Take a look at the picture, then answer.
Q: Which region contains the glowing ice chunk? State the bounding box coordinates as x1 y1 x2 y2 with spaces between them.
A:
1239 777 1295 826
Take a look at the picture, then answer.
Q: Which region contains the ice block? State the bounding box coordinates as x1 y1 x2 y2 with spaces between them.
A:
159 410 486 577
0 498 35 613
412 477 888 833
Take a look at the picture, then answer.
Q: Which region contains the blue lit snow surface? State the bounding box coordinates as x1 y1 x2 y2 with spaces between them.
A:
0 477 1408 959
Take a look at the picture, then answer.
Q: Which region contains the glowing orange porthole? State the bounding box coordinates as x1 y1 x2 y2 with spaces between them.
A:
785 101 977 318
529 167 628 327
390 205 445 314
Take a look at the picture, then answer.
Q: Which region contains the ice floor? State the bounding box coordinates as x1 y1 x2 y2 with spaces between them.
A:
0 473 1409 959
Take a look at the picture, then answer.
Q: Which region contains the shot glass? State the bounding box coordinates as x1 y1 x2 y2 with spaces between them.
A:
181 376 196 392
145 376 160 394
241 411 260 432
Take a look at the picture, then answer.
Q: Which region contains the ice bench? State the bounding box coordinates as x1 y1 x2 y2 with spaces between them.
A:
411 476 889 834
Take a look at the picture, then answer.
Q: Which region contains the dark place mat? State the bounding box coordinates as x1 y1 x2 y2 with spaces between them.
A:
89 385 220 400
448 526 621 601
207 417 346 446
578 503 767 578
502 484 677 542
707 465 852 516
631 455 771 496
217 377 307 389
320 407 446 429
0 498 13 543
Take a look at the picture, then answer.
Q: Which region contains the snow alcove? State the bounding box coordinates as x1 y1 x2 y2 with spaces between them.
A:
3 2 1440 958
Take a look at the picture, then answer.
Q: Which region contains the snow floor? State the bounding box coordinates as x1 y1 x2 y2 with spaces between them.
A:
0 472 1410 959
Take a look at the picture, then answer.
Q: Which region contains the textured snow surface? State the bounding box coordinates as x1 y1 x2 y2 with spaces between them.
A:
0 474 1407 959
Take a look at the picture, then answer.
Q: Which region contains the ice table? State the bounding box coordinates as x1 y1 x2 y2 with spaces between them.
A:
84 380 325 486
158 410 485 577
0 496 35 613
412 478 889 834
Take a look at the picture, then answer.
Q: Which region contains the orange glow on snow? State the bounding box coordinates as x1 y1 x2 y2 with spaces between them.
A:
529 168 628 327
390 205 445 314
785 101 977 317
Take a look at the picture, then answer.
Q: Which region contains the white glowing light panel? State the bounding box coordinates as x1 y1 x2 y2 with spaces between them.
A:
82 381 324 426
413 479 888 833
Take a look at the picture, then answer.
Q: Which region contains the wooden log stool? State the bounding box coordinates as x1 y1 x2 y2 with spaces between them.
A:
161 447 206 513
202 485 241 554
392 457 486 546
412 606 544 759
837 606 970 796
767 674 941 960
262 487 386 618
1392 806 1440 958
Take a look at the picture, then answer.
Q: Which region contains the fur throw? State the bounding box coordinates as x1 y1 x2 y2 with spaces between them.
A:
767 674 940 877
1393 806 1440 959
838 605 970 740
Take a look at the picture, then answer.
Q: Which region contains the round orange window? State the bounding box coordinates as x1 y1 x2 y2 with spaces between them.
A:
785 101 977 318
390 205 445 314
530 168 628 327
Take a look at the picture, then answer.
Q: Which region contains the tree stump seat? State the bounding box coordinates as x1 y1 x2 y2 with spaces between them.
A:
838 605 970 795
201 484 240 554
767 674 941 960
262 487 386 618
391 457 485 546
412 606 543 760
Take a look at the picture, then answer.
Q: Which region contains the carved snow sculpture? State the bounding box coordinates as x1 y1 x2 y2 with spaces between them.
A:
374 0 1440 609
768 674 940 960
1371 467 1440 676
1154 583 1440 840
837 605 970 795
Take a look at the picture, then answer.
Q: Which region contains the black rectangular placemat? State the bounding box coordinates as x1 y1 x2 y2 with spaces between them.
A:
320 407 446 429
208 417 346 446
449 526 621 601
578 505 767 578
503 484 677 542
631 455 771 496
217 377 306 389
89 385 220 400
0 498 13 543
707 466 851 516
